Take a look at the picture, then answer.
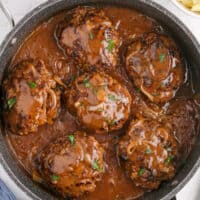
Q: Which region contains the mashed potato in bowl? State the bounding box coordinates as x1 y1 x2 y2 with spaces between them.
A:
178 0 200 12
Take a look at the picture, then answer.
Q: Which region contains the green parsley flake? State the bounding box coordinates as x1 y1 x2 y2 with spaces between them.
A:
105 118 117 126
153 92 159 97
51 174 59 181
7 98 16 109
109 119 116 126
100 166 105 173
107 39 115 53
159 53 166 63
92 160 99 170
165 155 174 165
135 88 141 93
89 32 94 40
68 134 75 144
70 74 75 81
79 102 84 107
98 108 104 112
138 168 146 176
93 87 98 95
113 135 119 140
108 94 117 101
145 148 152 155
84 64 89 70
83 78 91 88
66 74 76 85
166 147 172 152
29 81 36 89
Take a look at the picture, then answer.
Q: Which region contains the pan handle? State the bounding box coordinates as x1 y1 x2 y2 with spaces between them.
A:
0 0 15 28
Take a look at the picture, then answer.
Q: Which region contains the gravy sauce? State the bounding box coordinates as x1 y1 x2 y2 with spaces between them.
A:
5 6 193 200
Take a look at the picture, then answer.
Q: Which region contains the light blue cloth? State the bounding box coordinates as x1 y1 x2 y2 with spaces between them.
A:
0 179 16 200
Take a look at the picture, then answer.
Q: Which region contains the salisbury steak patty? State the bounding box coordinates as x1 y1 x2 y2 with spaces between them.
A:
131 91 163 120
3 59 60 135
126 32 185 103
163 97 200 161
56 6 120 71
36 131 105 197
118 118 178 189
66 72 132 133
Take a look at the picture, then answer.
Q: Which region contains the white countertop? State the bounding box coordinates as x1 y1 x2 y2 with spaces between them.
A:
0 0 200 199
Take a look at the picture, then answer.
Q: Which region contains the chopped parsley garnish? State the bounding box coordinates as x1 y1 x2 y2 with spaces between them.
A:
28 81 36 89
92 87 98 95
113 135 119 140
92 160 99 170
85 82 91 88
105 118 117 126
7 98 16 109
83 64 89 70
100 166 105 173
83 78 91 88
138 168 146 176
107 39 115 53
166 147 172 152
51 174 59 181
79 102 84 107
70 74 75 81
66 74 76 85
89 32 94 40
145 148 152 155
153 92 159 97
165 155 174 165
68 134 75 145
98 108 104 112
108 94 117 101
135 88 141 93
160 82 165 87
109 119 116 126
159 53 166 63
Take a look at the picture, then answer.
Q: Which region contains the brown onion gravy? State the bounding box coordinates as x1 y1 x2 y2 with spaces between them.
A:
5 6 193 200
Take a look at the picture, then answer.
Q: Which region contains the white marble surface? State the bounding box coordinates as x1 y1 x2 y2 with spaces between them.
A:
0 0 200 199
